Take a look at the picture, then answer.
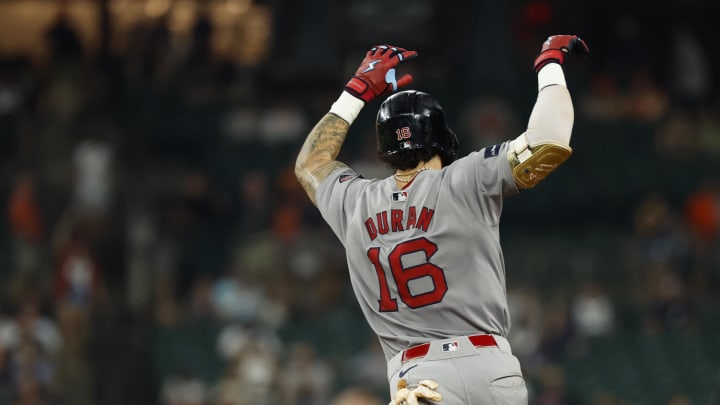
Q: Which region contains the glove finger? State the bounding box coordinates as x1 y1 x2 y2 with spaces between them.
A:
413 386 442 401
418 380 439 390
387 46 403 59
385 69 399 92
395 73 413 89
397 50 418 62
565 37 588 54
392 387 410 403
387 46 403 55
376 44 391 56
575 37 590 55
370 44 388 56
388 46 417 60
406 392 420 405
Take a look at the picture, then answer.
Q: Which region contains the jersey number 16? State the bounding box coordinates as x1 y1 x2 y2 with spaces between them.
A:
367 237 448 312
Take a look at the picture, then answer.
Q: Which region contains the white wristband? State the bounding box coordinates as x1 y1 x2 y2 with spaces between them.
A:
329 91 365 125
537 63 567 91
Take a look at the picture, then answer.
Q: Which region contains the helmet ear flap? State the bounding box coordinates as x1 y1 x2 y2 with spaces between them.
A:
442 128 460 165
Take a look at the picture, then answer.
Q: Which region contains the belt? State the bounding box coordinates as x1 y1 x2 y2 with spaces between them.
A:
400 334 498 363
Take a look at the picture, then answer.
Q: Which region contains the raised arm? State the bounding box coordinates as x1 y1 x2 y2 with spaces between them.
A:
295 45 418 205
295 113 351 205
507 35 589 189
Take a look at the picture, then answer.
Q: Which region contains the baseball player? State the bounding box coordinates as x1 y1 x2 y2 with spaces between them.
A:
295 35 589 404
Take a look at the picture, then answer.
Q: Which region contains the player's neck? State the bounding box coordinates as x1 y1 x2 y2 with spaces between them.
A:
394 155 442 187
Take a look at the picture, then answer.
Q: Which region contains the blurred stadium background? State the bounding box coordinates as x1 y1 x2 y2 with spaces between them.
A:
0 0 719 404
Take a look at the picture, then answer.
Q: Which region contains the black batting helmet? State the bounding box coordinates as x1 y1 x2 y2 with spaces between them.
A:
376 90 459 165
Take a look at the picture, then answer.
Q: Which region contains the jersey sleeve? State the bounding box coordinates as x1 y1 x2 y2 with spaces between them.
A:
443 141 519 225
314 166 368 246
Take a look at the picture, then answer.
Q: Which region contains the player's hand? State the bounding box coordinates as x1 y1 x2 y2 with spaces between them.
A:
345 45 418 103
533 35 589 73
389 379 442 405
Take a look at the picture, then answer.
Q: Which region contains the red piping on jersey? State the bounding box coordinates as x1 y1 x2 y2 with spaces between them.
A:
400 334 498 363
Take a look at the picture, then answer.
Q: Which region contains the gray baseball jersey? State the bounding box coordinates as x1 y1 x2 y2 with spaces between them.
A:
315 141 519 361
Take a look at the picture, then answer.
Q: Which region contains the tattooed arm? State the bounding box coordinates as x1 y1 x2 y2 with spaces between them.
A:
295 113 350 206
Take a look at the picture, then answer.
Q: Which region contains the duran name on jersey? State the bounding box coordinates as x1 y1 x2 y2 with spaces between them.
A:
364 206 435 241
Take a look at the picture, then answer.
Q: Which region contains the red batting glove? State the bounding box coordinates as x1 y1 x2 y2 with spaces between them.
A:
533 35 589 73
345 45 418 103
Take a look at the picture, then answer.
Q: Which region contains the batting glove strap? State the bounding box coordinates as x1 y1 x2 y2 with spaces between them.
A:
344 77 373 102
534 49 565 72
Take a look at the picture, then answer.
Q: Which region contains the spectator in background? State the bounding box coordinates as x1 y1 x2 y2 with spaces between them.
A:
626 69 669 123
160 373 208 405
684 180 719 247
589 390 631 405
668 24 711 106
257 100 309 145
654 111 698 160
665 392 691 405
538 303 574 362
0 300 61 357
210 273 264 325
570 282 615 337
580 68 669 123
344 336 387 397
213 339 278 405
153 274 184 328
631 193 691 274
531 364 582 405
54 303 94 405
330 388 384 405
14 375 51 405
172 169 235 295
53 229 104 312
45 7 83 62
682 180 720 301
189 276 215 321
72 136 114 219
0 344 10 403
10 340 55 404
0 58 32 120
507 286 543 364
237 171 272 235
696 108 720 158
580 72 626 121
711 373 720 405
280 343 333 405
630 194 695 331
7 173 45 277
646 268 691 332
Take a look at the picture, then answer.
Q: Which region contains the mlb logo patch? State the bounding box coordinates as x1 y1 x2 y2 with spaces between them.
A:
442 341 459 352
392 191 408 202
